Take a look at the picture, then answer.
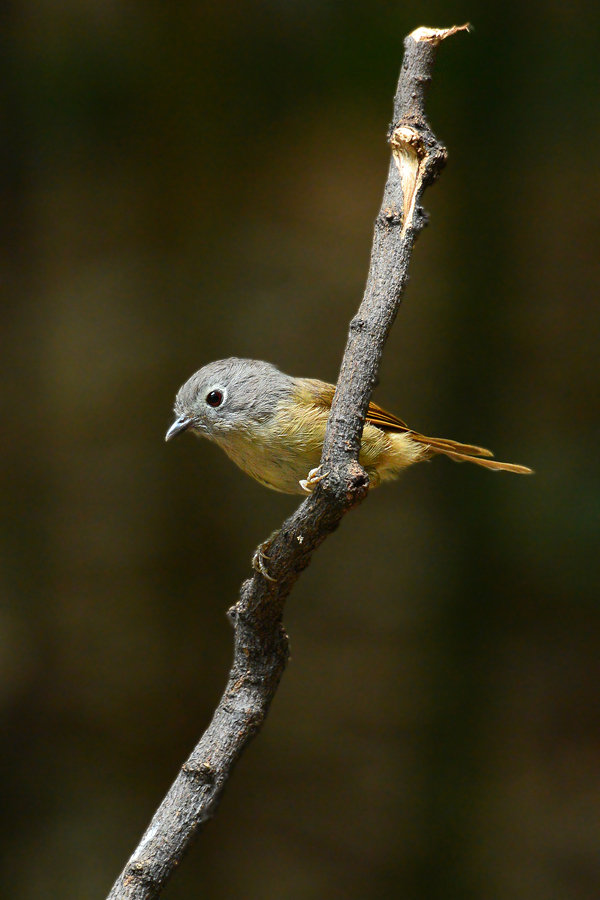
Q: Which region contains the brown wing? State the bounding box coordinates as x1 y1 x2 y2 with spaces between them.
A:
296 379 495 460
365 400 410 432
297 379 409 429
366 401 496 458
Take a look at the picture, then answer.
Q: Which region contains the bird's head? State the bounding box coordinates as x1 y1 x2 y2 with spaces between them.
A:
165 357 293 445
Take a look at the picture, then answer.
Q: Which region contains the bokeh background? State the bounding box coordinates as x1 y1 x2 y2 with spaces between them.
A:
1 1 598 898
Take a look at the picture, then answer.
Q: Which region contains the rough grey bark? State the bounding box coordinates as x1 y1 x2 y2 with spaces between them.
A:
106 24 468 900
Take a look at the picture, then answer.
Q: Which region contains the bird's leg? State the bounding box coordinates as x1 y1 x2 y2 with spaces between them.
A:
299 466 328 494
251 529 279 581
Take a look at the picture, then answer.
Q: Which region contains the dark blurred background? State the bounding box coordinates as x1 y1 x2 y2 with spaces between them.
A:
1 1 598 898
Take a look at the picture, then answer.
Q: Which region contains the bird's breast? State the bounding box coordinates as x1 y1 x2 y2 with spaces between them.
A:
216 401 329 494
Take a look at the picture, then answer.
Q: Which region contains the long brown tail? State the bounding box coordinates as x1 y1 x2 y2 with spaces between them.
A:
412 433 533 475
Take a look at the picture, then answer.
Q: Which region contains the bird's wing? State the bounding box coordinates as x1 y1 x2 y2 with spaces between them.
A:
365 401 410 432
297 378 409 430
365 401 494 458
297 378 494 459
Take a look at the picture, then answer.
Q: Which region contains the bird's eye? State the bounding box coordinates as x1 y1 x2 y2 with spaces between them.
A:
206 389 223 408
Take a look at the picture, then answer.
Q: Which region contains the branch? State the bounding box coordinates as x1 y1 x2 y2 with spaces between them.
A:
106 23 468 900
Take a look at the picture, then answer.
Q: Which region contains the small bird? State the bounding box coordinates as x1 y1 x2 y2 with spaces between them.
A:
165 358 532 494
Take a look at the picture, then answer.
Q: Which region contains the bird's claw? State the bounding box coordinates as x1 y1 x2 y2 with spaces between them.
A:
299 466 328 494
251 536 277 581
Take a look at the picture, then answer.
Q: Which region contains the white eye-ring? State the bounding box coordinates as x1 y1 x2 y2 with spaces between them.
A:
205 384 227 409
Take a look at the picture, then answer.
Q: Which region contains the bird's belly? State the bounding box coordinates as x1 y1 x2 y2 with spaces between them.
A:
219 428 323 494
216 410 415 494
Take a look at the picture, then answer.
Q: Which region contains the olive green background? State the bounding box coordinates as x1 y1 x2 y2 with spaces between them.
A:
1 2 598 898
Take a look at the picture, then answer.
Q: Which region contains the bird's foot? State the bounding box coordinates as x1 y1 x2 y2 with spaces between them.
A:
251 531 279 582
299 466 328 494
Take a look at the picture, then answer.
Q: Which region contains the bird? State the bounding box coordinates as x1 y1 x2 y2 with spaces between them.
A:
165 358 532 494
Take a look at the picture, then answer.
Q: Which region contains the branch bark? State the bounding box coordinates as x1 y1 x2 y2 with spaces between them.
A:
107 23 468 900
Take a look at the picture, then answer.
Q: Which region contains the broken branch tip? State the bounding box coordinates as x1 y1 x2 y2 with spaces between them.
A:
410 23 471 45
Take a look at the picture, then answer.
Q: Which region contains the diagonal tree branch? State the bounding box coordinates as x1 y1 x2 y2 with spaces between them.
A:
106 23 469 900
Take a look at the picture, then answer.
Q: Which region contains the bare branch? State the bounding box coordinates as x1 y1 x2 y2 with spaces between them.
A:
106 24 467 900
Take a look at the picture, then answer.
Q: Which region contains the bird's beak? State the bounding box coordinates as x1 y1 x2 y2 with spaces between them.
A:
165 415 193 442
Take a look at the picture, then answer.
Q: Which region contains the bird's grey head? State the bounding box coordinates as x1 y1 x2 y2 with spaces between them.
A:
165 358 294 444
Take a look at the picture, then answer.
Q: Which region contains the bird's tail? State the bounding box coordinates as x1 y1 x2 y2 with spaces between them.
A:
410 432 533 475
